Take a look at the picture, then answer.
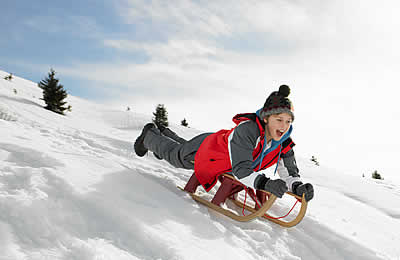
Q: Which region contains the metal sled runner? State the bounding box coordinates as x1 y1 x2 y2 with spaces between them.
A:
181 173 308 227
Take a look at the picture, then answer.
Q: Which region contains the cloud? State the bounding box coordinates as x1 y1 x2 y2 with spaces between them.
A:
95 0 343 101
114 0 352 53
103 39 218 65
116 0 232 38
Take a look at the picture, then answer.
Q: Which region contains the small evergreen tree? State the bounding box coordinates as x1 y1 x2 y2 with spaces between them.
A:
38 69 70 115
311 156 320 166
4 73 13 81
153 104 168 128
181 118 189 127
371 170 383 180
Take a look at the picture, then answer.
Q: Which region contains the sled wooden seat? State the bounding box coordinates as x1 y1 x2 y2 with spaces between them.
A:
182 172 307 227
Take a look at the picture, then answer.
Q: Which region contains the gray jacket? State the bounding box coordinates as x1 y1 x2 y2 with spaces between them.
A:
228 120 302 191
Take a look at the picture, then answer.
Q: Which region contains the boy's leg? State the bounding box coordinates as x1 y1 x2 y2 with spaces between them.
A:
160 127 187 144
153 127 186 160
144 128 187 168
144 129 211 169
154 127 186 160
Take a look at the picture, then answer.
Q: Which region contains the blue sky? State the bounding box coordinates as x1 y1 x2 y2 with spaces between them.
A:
2 0 320 101
2 0 400 179
1 0 145 98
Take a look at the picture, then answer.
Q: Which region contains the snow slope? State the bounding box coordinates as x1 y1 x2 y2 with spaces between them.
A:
1 70 399 260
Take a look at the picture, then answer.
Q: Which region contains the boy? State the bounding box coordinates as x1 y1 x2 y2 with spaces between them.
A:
134 85 314 201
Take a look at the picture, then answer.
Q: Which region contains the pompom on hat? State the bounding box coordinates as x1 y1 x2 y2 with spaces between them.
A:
259 85 294 120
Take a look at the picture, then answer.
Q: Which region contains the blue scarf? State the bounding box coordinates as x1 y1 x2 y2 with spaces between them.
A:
253 108 293 172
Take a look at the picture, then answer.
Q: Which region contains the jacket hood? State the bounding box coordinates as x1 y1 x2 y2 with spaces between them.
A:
251 116 293 169
232 112 292 146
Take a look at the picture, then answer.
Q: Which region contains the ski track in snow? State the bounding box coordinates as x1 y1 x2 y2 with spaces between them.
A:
1 70 399 259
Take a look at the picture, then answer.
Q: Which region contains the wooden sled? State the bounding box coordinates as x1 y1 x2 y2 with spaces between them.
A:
181 172 308 227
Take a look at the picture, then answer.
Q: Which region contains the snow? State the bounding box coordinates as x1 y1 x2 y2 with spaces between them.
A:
1 70 399 260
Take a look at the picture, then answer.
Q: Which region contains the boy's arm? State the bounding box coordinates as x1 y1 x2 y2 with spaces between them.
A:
278 150 314 201
228 120 295 198
228 120 263 189
276 149 302 192
228 120 272 191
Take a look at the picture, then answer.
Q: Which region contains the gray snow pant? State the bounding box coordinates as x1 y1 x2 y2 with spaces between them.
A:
143 127 212 170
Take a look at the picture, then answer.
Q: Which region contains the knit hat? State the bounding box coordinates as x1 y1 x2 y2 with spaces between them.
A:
259 85 294 120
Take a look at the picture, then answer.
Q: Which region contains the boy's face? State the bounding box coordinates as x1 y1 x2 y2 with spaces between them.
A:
264 113 292 141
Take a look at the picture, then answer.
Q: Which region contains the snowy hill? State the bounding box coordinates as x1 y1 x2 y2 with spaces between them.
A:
0 70 399 260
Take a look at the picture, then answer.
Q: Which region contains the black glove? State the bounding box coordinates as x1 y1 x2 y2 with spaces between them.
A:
292 182 314 201
263 179 288 198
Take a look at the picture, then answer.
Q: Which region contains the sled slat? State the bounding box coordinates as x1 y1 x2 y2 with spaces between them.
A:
231 193 307 227
179 186 277 222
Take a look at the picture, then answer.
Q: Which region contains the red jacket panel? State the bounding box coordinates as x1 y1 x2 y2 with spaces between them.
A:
194 113 294 191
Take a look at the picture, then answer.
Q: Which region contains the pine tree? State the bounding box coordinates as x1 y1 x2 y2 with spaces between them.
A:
181 118 189 127
153 104 168 128
311 156 320 166
4 73 13 81
371 170 383 180
38 69 70 115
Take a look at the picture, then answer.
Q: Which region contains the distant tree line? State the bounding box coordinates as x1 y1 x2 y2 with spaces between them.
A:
5 69 193 128
311 156 385 180
152 104 189 128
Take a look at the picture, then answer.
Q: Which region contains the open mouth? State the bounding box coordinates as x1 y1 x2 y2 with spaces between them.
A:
276 130 284 138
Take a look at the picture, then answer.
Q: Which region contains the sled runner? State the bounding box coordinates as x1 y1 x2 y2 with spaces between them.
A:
180 173 308 227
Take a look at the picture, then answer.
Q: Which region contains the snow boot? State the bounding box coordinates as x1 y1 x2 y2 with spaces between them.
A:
134 123 155 157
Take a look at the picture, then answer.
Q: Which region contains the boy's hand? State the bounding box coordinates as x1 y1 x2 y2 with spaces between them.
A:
292 182 314 201
264 179 288 198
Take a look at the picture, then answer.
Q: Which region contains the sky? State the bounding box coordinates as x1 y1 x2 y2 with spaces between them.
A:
1 0 400 180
